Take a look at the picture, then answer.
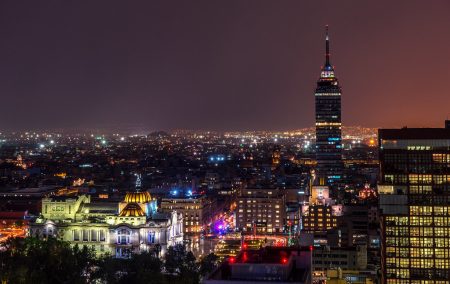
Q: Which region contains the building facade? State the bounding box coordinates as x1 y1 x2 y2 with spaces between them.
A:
236 188 286 234
301 185 343 233
314 26 343 186
313 245 368 273
160 194 212 236
379 123 450 282
301 204 341 233
29 192 183 258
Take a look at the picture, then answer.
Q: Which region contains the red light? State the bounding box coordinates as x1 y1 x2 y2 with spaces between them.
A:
309 245 314 251
229 257 235 264
243 243 248 249
281 257 288 264
242 252 248 262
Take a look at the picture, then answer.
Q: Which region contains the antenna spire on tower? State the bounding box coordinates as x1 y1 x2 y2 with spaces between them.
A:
325 25 330 66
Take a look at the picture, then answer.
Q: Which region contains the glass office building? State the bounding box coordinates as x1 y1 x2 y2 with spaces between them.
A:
379 122 450 283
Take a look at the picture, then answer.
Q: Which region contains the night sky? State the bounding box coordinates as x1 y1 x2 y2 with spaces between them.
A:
1 1 450 132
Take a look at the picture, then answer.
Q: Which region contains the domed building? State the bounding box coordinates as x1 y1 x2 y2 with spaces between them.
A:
124 191 152 203
119 203 146 217
30 191 183 258
118 191 157 218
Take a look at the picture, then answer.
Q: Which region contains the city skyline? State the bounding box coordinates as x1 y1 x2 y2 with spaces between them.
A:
1 1 450 131
2 2 450 284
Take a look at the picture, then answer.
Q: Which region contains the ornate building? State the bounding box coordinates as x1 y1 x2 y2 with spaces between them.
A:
29 191 183 258
314 26 343 186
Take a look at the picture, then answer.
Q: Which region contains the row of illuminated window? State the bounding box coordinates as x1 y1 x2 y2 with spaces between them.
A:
418 248 450 258
409 217 433 226
246 191 274 195
433 154 450 163
388 248 450 258
241 210 280 214
400 216 450 226
413 258 449 268
411 227 450 236
240 200 279 206
185 226 202 233
303 222 335 227
238 214 279 218
384 174 450 184
409 186 433 194
308 213 332 217
386 257 450 268
239 219 271 223
382 139 450 149
411 175 450 184
315 92 340 96
386 237 450 247
385 269 409 280
304 218 332 222
385 216 409 225
73 229 106 242
386 278 450 284
315 122 342 126
165 206 202 210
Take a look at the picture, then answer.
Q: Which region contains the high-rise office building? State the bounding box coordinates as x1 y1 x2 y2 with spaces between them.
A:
379 122 450 282
314 26 343 186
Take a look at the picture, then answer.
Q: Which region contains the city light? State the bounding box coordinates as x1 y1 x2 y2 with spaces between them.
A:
0 5 444 284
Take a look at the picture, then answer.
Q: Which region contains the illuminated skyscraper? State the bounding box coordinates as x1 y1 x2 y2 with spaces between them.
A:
379 123 450 282
314 26 343 185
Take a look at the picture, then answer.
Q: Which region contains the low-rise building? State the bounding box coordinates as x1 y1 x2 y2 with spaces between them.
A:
326 268 376 284
236 188 286 234
301 204 342 233
205 246 312 284
160 194 212 235
312 245 368 279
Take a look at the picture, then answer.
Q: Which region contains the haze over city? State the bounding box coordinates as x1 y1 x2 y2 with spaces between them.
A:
1 1 450 132
2 2 450 284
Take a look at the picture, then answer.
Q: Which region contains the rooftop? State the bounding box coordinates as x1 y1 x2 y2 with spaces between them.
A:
205 247 312 284
379 126 450 140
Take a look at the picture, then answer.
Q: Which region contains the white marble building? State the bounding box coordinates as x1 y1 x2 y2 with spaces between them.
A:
29 191 183 257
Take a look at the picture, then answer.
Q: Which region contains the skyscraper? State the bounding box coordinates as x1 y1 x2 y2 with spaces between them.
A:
379 122 450 282
315 26 343 186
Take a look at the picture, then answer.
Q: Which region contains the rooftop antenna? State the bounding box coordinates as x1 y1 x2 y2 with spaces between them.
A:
135 173 142 192
325 25 330 66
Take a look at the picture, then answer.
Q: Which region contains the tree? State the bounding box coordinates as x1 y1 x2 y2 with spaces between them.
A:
199 253 219 277
0 238 205 284
93 251 166 284
164 244 199 284
0 237 97 283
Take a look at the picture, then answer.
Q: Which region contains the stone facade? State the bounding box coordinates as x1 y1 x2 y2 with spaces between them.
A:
29 192 183 257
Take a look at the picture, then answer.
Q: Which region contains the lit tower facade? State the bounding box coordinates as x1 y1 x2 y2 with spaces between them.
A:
314 26 343 186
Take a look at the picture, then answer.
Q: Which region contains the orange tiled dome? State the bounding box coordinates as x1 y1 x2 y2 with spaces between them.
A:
124 191 152 203
119 203 145 217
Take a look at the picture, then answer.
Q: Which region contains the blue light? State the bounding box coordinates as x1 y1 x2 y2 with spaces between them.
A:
328 175 341 179
208 155 225 163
